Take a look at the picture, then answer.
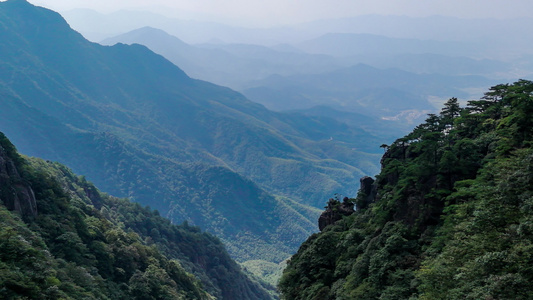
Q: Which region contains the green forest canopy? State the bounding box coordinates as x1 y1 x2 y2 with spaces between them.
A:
279 80 533 300
0 132 273 300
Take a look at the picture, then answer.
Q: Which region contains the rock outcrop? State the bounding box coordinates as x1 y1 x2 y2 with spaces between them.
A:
0 134 37 219
318 197 354 231
357 176 377 209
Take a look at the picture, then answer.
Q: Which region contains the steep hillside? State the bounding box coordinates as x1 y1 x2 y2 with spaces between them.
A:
0 0 381 266
0 132 273 299
279 80 533 299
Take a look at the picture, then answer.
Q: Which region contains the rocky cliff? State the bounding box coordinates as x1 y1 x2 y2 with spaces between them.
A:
318 196 355 231
0 133 37 219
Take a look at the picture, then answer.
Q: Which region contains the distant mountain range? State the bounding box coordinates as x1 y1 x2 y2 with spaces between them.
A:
102 26 507 127
101 27 341 90
102 25 524 83
63 8 533 82
62 8 533 56
242 64 497 120
352 53 511 77
0 0 382 275
296 32 482 57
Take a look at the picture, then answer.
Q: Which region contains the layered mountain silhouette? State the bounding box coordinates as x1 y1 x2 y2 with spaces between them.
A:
242 64 496 119
101 26 341 90
0 0 381 269
102 27 500 129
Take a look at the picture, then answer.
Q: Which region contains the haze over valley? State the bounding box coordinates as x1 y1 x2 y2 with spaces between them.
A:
1 0 532 298
61 4 533 128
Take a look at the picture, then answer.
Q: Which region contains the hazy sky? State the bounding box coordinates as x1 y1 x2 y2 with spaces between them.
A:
28 0 533 27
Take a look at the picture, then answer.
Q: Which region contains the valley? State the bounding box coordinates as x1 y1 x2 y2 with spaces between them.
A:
1 0 532 298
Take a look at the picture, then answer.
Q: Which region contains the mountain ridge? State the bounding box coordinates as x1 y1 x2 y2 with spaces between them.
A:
242 63 496 121
0 0 380 271
101 26 342 90
0 131 274 299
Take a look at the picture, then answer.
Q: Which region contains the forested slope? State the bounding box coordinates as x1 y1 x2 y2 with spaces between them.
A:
0 0 380 265
279 80 533 299
0 132 273 299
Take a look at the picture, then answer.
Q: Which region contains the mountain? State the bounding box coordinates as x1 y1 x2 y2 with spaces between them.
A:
296 15 533 58
242 64 496 121
101 27 517 93
61 9 533 59
100 28 519 133
296 33 482 58
60 9 533 81
60 8 255 44
0 132 272 299
101 26 341 90
61 8 309 45
0 0 382 273
353 53 512 78
278 80 533 299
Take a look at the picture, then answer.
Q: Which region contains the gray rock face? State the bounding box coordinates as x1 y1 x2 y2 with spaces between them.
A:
0 143 37 219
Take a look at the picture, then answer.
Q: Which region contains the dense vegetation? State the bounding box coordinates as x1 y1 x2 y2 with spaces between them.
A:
279 80 533 299
0 0 380 271
0 132 273 299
